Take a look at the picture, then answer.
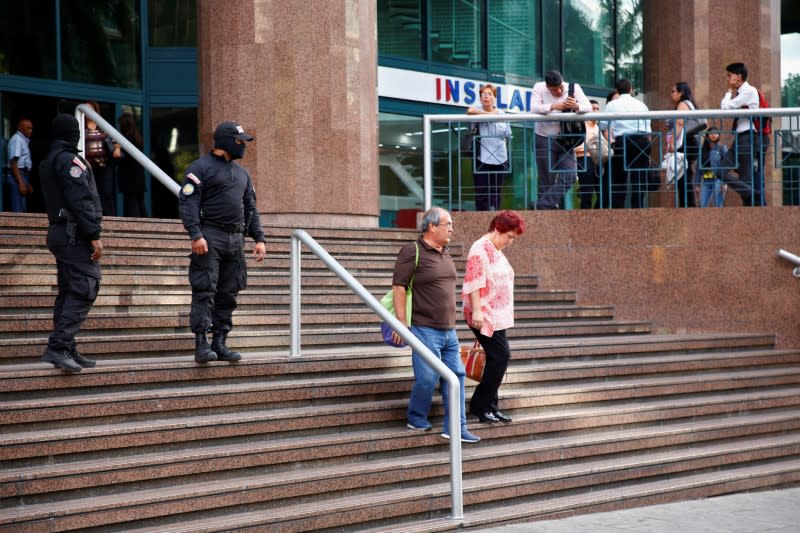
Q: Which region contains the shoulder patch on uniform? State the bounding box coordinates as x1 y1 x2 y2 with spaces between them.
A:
182 182 195 196
185 172 200 185
71 157 87 171
69 166 83 178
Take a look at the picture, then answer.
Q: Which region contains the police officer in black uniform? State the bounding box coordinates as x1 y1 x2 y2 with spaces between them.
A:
39 114 104 373
179 121 267 364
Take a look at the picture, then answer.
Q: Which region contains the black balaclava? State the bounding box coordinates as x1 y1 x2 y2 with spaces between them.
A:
52 114 81 147
212 121 252 161
214 136 246 160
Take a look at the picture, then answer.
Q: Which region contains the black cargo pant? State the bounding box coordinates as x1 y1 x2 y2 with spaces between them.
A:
46 223 101 352
189 225 247 334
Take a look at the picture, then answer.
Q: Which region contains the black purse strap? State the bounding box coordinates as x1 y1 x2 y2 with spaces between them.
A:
564 83 576 114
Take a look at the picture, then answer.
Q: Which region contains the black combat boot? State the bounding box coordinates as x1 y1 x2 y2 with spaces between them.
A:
69 346 96 368
211 331 242 362
194 331 217 364
42 348 82 373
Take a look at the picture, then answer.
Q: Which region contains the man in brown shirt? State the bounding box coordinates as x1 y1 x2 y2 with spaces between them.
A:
391 207 479 443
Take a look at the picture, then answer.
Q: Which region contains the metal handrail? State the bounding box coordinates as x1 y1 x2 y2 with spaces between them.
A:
289 228 464 520
777 249 800 278
423 106 800 210
75 103 180 197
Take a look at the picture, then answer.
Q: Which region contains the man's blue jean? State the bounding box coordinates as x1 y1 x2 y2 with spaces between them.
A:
407 325 467 432
4 169 29 213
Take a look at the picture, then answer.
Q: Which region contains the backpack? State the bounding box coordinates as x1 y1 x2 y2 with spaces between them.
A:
754 89 771 135
556 82 586 152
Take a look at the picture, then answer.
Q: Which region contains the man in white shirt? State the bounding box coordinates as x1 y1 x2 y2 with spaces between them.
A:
530 70 591 210
601 78 653 208
720 62 761 206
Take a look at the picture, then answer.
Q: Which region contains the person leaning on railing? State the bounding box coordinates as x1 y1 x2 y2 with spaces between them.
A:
529 70 591 210
467 84 511 211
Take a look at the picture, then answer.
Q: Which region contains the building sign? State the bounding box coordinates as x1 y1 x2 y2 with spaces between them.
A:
378 66 533 113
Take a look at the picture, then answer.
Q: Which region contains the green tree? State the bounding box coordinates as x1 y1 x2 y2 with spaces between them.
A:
782 72 800 107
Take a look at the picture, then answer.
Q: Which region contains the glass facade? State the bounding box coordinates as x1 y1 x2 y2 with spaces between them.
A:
563 0 615 88
377 1 423 60
0 1 58 79
429 0 483 68
614 0 644 92
0 0 197 216
378 0 642 87
150 107 198 218
149 0 197 47
60 0 142 88
377 0 646 224
487 1 539 78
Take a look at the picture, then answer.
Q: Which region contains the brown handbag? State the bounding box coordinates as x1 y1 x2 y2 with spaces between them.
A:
460 340 486 382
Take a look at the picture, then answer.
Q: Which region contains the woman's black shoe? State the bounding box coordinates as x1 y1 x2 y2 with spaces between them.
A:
493 410 512 424
475 411 500 423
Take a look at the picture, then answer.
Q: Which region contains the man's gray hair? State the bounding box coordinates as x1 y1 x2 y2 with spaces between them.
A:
419 207 445 233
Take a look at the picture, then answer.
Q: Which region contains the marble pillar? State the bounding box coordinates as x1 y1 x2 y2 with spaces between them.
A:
198 0 379 228
642 0 782 206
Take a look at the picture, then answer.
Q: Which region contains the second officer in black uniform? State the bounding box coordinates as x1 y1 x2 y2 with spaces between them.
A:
39 113 104 373
179 121 267 364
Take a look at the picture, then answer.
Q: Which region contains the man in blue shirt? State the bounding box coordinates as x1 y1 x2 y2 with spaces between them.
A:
6 118 34 212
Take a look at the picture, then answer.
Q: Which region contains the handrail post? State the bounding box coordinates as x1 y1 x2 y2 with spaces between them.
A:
290 233 301 356
445 373 464 519
423 115 432 211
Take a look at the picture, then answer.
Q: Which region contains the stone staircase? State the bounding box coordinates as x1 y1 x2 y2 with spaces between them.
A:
1 212 799 532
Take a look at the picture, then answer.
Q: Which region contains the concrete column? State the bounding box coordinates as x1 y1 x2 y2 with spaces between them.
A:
642 0 779 111
198 0 379 228
641 0 781 205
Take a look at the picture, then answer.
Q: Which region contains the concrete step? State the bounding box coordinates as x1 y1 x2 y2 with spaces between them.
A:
4 367 800 458
0 320 654 361
0 332 777 380
4 434 796 532
0 271 540 297
5 351 796 424
4 409 795 506
363 458 800 532
509 332 777 360
2 212 797 531
0 305 615 334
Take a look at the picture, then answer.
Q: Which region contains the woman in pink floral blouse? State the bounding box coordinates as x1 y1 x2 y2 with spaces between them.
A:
462 210 525 424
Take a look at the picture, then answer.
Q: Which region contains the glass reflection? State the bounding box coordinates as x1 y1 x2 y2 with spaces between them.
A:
150 107 198 218
0 1 57 79
149 0 197 47
488 1 539 79
61 0 141 88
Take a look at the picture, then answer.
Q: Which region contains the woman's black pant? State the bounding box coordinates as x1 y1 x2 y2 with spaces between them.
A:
676 138 698 208
473 161 507 211
468 327 510 414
